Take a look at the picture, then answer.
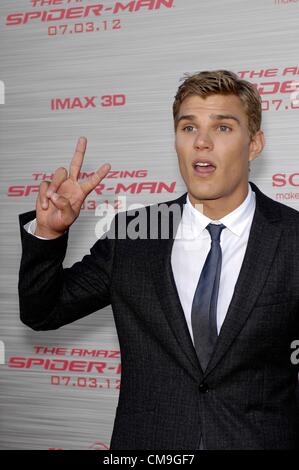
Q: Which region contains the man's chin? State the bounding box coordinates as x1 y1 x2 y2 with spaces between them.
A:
188 190 222 203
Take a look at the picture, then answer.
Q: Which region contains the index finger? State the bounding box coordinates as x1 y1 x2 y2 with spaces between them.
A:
69 136 87 181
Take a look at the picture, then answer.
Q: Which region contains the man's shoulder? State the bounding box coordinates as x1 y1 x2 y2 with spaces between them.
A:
109 193 187 240
276 199 299 221
263 192 299 223
251 181 299 224
116 193 187 220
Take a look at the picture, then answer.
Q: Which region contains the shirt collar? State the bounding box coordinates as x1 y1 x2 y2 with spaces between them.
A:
184 183 256 238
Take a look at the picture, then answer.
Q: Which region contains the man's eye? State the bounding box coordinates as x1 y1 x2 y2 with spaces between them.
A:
218 125 231 132
183 125 196 132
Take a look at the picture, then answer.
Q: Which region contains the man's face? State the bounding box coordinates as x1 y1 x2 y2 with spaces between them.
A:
174 93 264 207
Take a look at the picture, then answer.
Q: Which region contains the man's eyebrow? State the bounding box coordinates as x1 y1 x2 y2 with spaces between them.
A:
176 113 241 125
176 114 197 124
209 113 241 125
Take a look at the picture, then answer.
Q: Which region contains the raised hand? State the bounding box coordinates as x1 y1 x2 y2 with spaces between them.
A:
35 137 111 238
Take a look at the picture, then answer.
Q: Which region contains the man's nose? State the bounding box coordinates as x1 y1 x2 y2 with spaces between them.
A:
193 132 213 150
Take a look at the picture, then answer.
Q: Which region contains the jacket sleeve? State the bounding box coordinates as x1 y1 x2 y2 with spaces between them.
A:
18 210 115 331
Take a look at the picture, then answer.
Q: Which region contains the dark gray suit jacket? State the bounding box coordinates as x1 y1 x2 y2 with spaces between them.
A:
18 181 299 449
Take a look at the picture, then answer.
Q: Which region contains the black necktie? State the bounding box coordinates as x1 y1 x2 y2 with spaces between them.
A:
191 223 226 372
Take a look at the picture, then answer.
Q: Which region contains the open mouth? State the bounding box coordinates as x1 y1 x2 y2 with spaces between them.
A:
193 160 216 177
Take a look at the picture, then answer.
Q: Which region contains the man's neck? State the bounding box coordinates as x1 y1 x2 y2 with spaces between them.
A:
188 183 250 220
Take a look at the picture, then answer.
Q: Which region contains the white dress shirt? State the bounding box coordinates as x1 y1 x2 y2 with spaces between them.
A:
24 218 51 240
24 184 256 344
171 183 256 342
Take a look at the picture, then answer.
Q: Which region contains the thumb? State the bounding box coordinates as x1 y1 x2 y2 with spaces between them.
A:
49 192 75 220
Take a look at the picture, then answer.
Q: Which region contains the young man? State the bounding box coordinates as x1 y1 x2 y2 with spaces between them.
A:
18 70 299 449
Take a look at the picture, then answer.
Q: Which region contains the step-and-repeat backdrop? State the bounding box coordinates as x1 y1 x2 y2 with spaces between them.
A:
0 0 298 450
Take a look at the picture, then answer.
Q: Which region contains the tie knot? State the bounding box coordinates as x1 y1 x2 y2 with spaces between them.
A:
206 223 226 242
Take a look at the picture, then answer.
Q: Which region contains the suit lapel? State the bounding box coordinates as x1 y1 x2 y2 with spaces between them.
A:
204 182 283 377
149 193 204 382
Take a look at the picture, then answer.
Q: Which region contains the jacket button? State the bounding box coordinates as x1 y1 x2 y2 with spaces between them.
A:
199 382 209 393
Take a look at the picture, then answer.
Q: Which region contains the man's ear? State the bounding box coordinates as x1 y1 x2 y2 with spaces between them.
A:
249 130 265 162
